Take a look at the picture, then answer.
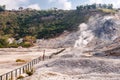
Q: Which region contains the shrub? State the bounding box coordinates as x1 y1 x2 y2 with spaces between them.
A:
0 37 9 48
99 8 116 13
20 42 32 48
23 36 36 43
25 68 35 76
8 42 19 48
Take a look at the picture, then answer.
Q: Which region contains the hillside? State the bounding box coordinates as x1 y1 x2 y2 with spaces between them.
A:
0 7 116 48
1 4 120 80
24 11 120 80
0 9 87 39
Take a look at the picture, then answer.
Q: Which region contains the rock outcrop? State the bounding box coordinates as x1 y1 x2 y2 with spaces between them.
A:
72 14 120 56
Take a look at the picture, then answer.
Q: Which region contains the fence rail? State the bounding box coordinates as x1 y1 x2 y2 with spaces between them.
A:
0 48 65 80
0 55 43 80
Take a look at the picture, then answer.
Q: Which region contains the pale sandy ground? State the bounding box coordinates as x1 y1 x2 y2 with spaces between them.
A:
0 48 59 75
1 48 120 80
24 48 120 80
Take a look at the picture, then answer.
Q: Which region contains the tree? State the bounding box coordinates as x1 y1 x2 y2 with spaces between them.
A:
108 4 113 9
2 5 6 10
19 7 23 11
98 4 102 8
102 4 107 8
76 5 84 10
0 5 6 12
91 4 97 9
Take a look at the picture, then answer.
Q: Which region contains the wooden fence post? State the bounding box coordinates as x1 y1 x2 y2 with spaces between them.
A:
25 65 27 71
23 66 25 73
19 68 21 75
0 76 2 80
28 63 30 71
6 73 8 80
31 60 33 66
30 62 32 70
15 69 17 78
39 57 40 61
43 50 45 61
33 59 35 65
35 59 36 64
11 71 13 80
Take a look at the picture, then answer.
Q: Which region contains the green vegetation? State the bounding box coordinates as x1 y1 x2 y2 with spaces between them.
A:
99 8 116 13
0 4 115 48
8 42 19 48
17 68 35 79
77 4 113 10
0 36 9 48
16 59 26 63
0 5 6 12
0 5 98 39
17 75 25 79
25 68 35 76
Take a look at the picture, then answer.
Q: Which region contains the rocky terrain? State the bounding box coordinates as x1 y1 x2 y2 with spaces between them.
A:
24 48 120 80
37 12 120 55
24 12 120 80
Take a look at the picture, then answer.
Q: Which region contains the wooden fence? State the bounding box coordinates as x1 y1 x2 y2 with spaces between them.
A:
0 48 65 80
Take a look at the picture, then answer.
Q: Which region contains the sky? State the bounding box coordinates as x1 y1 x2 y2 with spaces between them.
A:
0 0 120 10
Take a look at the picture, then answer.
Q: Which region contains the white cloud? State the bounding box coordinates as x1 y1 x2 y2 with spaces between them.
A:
87 0 120 8
0 0 29 10
89 0 103 4
49 0 72 10
28 4 40 10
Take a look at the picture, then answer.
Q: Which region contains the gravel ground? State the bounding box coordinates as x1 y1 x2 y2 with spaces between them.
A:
24 49 120 80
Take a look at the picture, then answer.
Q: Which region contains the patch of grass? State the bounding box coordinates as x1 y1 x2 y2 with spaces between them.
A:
17 68 35 79
16 59 26 63
9 78 13 80
99 8 116 13
17 75 24 79
20 42 33 48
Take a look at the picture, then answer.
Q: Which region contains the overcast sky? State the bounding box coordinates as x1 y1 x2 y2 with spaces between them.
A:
0 0 120 10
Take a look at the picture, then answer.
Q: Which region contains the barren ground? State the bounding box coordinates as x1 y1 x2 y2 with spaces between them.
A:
24 48 120 80
0 48 58 75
